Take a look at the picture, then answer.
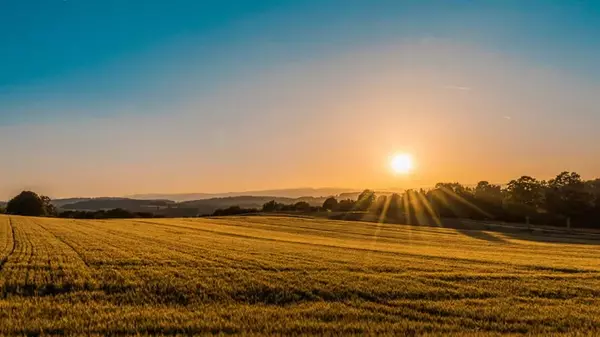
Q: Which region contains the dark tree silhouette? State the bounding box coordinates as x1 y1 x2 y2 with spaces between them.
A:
373 195 387 214
322 197 338 211
356 189 376 211
6 171 600 229
474 181 502 201
40 195 57 216
6 191 49 216
385 193 403 220
587 179 600 220
337 199 356 212
262 200 281 212
545 172 592 224
428 183 481 218
293 201 311 212
213 206 258 216
473 181 504 217
506 176 545 208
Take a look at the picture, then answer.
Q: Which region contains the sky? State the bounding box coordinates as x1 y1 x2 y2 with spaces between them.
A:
1 0 600 199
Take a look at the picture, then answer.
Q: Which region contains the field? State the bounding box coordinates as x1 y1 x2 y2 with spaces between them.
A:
1 215 599 336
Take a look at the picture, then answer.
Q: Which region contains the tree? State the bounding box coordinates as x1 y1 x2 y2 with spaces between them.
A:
293 201 311 212
435 182 470 195
6 191 49 216
473 181 504 217
586 179 600 221
40 195 57 216
356 189 376 211
262 200 281 212
322 197 338 211
337 199 355 212
545 172 592 222
385 193 403 220
474 181 502 201
213 206 258 216
506 176 545 209
373 195 387 214
429 183 479 218
502 176 548 223
104 208 135 218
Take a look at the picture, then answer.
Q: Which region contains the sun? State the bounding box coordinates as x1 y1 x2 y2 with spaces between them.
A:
390 153 414 174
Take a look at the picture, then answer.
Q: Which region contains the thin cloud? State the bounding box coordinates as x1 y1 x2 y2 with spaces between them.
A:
503 115 512 120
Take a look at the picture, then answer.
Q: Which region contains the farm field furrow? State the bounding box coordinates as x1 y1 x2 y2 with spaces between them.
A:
0 214 599 336
0 217 14 275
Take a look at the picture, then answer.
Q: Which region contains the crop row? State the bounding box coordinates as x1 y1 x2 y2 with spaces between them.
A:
0 214 599 335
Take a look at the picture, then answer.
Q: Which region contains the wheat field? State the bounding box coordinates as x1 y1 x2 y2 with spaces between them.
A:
0 214 599 336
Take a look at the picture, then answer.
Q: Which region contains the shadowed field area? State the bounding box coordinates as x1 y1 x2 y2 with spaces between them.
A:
1 214 599 336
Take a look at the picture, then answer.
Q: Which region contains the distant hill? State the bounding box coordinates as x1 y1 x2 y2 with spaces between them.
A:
59 198 175 211
129 188 355 202
127 193 210 202
180 196 327 214
51 198 93 208
58 195 328 217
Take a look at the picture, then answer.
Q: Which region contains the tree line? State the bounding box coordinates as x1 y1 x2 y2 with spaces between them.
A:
2 171 599 228
210 200 321 216
315 172 600 229
246 171 599 229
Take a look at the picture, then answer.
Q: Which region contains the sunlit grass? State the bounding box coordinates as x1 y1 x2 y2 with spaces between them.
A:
0 214 599 335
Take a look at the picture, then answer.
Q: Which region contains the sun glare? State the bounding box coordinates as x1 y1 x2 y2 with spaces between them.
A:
390 153 414 174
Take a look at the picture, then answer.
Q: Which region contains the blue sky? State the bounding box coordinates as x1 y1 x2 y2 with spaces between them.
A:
1 0 599 198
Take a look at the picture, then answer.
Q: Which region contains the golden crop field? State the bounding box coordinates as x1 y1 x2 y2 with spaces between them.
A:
0 214 599 336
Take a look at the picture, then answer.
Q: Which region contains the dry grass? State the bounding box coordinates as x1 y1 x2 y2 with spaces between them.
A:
0 214 599 336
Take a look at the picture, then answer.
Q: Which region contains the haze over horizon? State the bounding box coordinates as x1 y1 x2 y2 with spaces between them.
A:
1 1 599 200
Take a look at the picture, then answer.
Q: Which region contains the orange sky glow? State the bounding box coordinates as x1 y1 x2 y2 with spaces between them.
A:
1 41 599 199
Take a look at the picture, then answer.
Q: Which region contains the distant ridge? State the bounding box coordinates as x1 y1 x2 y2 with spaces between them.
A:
53 195 331 217
128 188 356 202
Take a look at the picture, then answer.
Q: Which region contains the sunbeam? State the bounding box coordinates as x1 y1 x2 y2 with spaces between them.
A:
437 186 493 219
416 191 443 227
